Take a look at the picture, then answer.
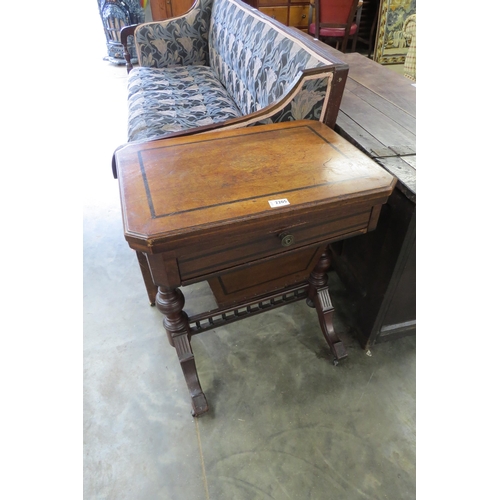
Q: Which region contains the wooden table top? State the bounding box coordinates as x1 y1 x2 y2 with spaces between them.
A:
327 50 416 200
114 120 396 249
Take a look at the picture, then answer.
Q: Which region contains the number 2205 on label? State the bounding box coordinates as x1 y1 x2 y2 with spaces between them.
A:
268 198 290 208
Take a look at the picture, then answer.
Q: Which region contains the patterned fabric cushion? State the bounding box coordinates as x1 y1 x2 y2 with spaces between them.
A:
256 76 332 125
134 0 213 68
127 65 242 142
209 0 326 116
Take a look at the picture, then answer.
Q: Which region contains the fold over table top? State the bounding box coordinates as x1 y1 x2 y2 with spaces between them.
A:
114 120 396 248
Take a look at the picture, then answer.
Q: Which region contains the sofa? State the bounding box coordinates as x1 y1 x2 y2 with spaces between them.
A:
112 0 349 176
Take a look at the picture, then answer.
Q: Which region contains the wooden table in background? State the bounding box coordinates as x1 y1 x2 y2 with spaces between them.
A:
328 50 416 349
114 120 396 416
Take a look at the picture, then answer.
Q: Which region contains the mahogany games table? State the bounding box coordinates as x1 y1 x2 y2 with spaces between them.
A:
114 120 396 416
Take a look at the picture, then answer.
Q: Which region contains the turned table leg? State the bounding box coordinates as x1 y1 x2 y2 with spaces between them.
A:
307 249 348 364
156 286 209 417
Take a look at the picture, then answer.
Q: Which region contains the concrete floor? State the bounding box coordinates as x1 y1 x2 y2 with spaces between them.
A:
83 8 416 499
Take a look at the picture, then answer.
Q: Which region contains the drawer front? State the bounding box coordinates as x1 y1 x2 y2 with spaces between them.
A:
208 245 324 307
178 206 374 281
289 5 309 28
259 6 288 25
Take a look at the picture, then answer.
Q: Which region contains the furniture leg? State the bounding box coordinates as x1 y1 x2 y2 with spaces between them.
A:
136 251 158 306
307 249 348 364
156 286 209 417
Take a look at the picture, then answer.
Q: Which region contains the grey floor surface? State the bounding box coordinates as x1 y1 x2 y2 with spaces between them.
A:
83 8 416 499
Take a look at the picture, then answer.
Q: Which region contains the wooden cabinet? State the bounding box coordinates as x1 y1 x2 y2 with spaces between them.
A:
289 4 309 30
259 6 289 25
150 0 196 20
247 0 311 31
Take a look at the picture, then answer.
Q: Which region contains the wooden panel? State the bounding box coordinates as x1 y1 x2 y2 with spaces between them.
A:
336 110 387 159
331 181 415 348
246 0 311 29
339 85 415 151
330 51 416 203
258 0 286 5
171 0 196 17
345 79 415 135
289 5 309 28
355 0 379 50
337 52 416 115
150 0 172 20
380 233 415 327
259 6 288 24
377 156 415 201
208 245 324 306
149 0 195 20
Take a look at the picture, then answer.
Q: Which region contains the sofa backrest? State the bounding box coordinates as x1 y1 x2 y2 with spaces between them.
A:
134 0 214 67
208 0 335 117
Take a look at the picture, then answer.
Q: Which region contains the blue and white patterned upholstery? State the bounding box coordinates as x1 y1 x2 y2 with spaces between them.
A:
128 65 242 141
126 0 337 142
134 0 213 68
209 0 325 115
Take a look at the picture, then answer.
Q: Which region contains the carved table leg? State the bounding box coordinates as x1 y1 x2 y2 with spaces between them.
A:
136 251 158 306
307 249 348 364
156 286 209 417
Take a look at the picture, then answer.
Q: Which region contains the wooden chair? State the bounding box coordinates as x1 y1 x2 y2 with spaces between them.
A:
308 0 363 53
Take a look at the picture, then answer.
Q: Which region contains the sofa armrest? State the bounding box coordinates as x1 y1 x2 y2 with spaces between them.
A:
121 25 139 73
132 0 213 69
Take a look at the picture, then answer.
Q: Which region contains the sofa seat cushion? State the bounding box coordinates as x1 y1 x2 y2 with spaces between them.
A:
127 65 243 142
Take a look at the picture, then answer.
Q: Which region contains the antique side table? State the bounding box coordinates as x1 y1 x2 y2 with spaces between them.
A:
113 120 396 416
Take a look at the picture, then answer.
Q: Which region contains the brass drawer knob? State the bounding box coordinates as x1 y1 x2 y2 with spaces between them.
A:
279 233 295 247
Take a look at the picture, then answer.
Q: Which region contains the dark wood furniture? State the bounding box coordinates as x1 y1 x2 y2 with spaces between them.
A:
114 120 396 416
149 0 195 20
354 0 378 56
243 0 311 31
326 50 416 349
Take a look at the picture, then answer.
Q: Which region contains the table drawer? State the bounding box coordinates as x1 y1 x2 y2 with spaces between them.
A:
177 205 374 282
